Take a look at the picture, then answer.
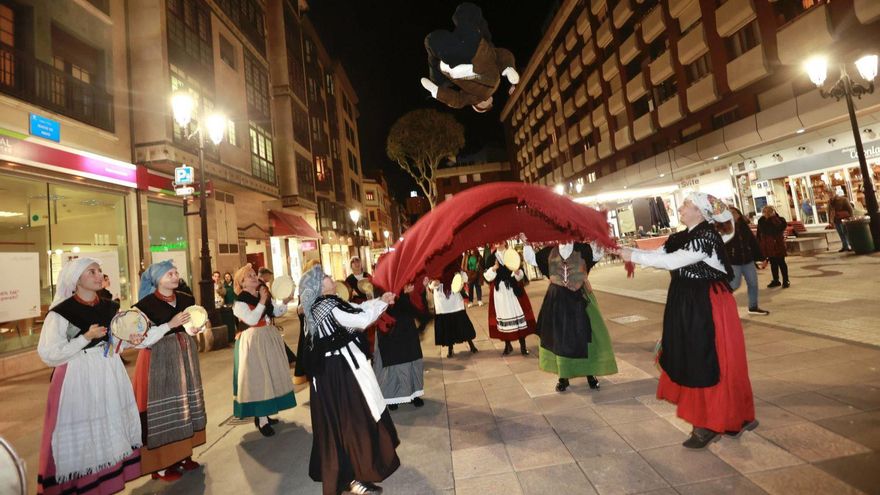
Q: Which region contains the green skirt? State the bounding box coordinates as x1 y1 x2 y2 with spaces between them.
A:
539 292 618 379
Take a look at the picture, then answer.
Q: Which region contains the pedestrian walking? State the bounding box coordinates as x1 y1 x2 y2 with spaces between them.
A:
726 207 770 315
461 249 484 307
133 260 207 481
621 193 757 449
36 258 162 494
523 240 618 392
829 189 854 252
231 263 297 437
299 265 400 495
757 206 790 288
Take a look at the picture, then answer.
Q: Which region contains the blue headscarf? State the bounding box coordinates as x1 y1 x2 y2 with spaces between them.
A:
138 260 175 300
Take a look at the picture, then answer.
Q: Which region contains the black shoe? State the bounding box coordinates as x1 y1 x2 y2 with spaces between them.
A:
748 307 770 316
587 376 600 390
838 248 849 253
346 480 383 494
682 428 719 449
502 342 513 356
446 347 454 358
520 346 530 356
469 342 479 353
388 404 398 411
767 281 782 288
725 419 759 438
555 378 569 392
782 281 790 289
254 418 275 437
267 417 279 425
412 397 425 407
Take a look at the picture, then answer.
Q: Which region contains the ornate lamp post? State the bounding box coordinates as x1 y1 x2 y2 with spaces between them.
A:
349 208 362 261
170 91 227 309
805 54 879 249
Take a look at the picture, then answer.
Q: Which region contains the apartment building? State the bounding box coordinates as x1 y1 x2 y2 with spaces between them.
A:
502 0 880 234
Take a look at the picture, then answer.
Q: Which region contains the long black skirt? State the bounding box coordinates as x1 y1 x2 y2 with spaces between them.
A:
433 310 477 346
309 356 400 495
294 313 309 379
535 284 592 359
660 277 721 388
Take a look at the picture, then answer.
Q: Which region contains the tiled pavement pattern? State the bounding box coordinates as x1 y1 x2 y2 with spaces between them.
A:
1 272 878 494
590 251 880 347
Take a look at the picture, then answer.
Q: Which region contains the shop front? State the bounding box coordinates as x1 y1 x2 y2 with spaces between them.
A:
268 209 321 290
0 128 136 371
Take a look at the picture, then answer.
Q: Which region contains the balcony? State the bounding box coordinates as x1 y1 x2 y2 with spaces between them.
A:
686 74 718 112
658 95 684 127
726 45 770 91
559 70 572 92
568 124 580 144
626 74 648 102
563 98 575 118
614 126 632 150
620 33 639 65
855 0 880 24
608 90 625 116
649 51 674 85
642 6 665 43
579 115 593 137
715 0 757 37
574 85 588 107
584 146 599 166
776 4 833 66
591 0 607 15
588 71 602 97
602 53 619 82
0 44 114 132
613 0 633 29
598 134 613 158
582 44 597 67
555 44 566 66
597 19 613 48
565 26 578 52
677 24 707 66
577 9 590 35
592 105 607 127
570 55 583 79
633 113 655 140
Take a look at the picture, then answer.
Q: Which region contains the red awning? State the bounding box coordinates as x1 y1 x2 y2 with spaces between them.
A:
269 210 320 239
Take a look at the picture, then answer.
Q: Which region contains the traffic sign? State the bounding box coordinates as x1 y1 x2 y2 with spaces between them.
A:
174 165 195 185
175 186 195 196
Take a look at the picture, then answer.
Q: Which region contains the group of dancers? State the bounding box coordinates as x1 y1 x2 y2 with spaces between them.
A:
34 192 756 495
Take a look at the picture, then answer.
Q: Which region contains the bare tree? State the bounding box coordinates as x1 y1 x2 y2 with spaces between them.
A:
386 109 465 209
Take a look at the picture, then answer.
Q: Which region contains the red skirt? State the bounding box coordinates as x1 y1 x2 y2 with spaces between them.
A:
657 288 755 433
487 282 537 341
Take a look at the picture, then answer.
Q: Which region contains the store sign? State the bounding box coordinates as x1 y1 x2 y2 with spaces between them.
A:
301 240 318 251
29 114 60 142
0 128 137 187
175 186 195 196
843 144 880 161
0 253 41 322
174 165 195 185
679 178 700 188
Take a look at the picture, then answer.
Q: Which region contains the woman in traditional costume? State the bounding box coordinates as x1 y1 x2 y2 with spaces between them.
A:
231 263 296 437
345 257 371 304
622 193 757 449
483 243 535 356
294 259 322 386
373 283 427 410
37 258 166 494
299 266 400 495
523 241 618 392
133 260 207 481
431 263 479 358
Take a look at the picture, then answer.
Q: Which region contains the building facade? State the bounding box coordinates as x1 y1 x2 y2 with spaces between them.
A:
435 161 513 201
502 0 880 236
0 0 139 375
362 175 393 258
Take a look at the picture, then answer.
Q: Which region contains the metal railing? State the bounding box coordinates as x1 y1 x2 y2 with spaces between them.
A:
0 43 114 132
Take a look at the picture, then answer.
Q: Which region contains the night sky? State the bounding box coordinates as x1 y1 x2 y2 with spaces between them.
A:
308 0 558 202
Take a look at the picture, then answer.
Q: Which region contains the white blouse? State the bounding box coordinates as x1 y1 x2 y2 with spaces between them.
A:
233 300 289 327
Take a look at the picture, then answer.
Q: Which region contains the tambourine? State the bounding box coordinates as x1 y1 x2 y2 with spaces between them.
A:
110 309 149 343
0 436 26 495
271 275 295 300
183 305 208 334
503 249 521 272
357 278 375 298
335 281 350 300
450 272 464 293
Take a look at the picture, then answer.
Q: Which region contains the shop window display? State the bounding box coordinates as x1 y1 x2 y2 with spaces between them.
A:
0 175 129 355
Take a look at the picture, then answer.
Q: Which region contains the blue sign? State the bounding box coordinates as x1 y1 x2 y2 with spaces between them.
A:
175 165 195 185
29 113 61 142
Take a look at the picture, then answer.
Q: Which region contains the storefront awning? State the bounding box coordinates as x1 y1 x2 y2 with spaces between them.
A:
269 210 320 239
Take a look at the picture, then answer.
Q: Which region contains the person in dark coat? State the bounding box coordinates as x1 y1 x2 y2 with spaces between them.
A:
726 207 769 315
757 206 790 289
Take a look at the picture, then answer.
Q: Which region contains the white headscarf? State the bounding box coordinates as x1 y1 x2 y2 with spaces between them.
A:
686 192 735 243
50 257 101 309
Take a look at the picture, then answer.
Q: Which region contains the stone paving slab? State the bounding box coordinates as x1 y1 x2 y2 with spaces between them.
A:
2 275 879 494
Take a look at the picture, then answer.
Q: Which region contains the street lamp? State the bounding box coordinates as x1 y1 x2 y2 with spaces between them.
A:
349 209 362 261
805 54 879 249
383 230 390 250
171 90 227 309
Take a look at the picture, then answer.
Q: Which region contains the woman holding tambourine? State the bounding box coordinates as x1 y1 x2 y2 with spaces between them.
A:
232 263 297 437
36 258 171 495
132 260 208 482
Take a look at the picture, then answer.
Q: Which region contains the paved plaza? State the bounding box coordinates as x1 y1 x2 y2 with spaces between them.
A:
2 252 879 494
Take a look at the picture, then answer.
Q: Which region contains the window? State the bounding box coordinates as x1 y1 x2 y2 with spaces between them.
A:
369 210 376 221
473 173 481 182
325 73 335 95
219 34 236 69
315 155 329 182
249 122 275 184
725 20 762 60
686 53 712 84
653 77 677 105
459 175 468 184
305 38 313 63
226 119 238 146
296 153 315 200
0 4 13 86
633 93 653 118
244 50 270 119
167 0 212 72
308 77 317 102
215 0 266 54
712 106 740 129
366 191 375 201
